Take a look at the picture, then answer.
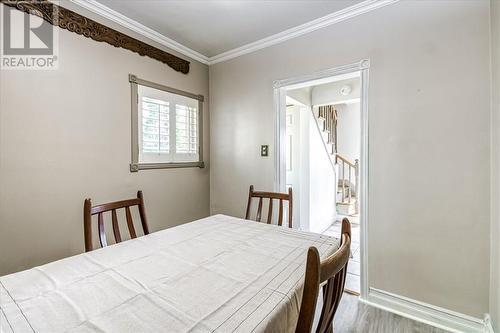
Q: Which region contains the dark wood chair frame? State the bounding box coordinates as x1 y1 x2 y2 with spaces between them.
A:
245 185 293 228
83 191 150 252
296 218 351 333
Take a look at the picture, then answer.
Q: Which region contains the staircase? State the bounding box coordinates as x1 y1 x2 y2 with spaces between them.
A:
315 105 359 216
336 154 359 215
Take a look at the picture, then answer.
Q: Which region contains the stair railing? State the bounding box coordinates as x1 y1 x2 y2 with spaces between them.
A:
335 154 359 213
312 104 361 215
311 105 359 214
318 105 338 154
310 107 337 173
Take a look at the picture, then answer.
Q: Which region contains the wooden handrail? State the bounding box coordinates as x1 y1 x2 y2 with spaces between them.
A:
336 154 359 209
335 154 356 167
318 105 338 153
310 108 337 174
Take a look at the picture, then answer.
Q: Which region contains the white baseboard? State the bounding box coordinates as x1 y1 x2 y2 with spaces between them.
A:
360 287 489 333
484 314 495 333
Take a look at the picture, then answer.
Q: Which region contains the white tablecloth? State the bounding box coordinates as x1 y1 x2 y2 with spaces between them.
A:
0 214 339 333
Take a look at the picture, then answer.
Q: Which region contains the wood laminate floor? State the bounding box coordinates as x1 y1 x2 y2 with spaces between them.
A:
330 293 450 332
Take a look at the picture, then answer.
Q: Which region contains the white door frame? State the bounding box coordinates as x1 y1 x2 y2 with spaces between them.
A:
273 59 370 299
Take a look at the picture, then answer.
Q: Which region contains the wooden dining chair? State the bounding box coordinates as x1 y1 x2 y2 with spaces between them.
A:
245 185 293 228
296 218 351 333
83 191 150 252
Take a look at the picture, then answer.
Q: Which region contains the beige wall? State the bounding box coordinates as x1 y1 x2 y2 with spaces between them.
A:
210 0 490 318
490 0 500 330
0 3 210 275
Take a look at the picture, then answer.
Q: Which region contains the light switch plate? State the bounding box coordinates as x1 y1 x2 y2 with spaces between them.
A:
261 145 269 157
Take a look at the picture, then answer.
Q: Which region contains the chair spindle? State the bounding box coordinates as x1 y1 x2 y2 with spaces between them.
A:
98 212 107 248
111 209 121 243
256 197 263 222
267 199 273 224
83 191 149 252
245 185 293 228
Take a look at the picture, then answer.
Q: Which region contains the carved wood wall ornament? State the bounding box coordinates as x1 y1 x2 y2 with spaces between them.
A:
0 0 190 74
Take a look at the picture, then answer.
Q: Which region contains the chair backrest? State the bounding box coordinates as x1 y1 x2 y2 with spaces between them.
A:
245 185 293 228
296 218 351 333
83 191 149 252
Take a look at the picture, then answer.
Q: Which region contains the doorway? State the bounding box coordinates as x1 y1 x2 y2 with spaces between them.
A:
273 60 369 298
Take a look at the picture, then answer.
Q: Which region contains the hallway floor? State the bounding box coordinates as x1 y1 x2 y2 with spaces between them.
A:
322 215 360 294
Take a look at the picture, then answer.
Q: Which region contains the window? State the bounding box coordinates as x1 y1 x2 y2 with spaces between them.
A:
130 75 204 171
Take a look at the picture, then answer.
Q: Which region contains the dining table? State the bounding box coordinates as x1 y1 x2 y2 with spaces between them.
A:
0 214 339 333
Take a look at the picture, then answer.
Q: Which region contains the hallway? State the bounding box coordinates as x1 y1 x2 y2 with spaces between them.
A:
323 215 360 294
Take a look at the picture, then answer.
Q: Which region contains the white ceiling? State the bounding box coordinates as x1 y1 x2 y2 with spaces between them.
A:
93 0 363 58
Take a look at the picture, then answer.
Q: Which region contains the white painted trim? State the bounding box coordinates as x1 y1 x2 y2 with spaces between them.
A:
273 59 370 297
362 288 489 333
484 314 495 333
273 86 287 194
69 0 399 66
359 63 370 299
273 60 369 89
208 0 399 64
69 0 210 64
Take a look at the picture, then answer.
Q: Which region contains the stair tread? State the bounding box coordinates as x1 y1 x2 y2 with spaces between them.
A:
337 201 356 205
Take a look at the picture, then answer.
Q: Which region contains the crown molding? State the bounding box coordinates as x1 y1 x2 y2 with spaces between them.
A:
3 0 190 72
208 0 399 65
69 0 210 64
69 0 399 66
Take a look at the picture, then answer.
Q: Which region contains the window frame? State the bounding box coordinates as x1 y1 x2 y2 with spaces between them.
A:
129 74 204 172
